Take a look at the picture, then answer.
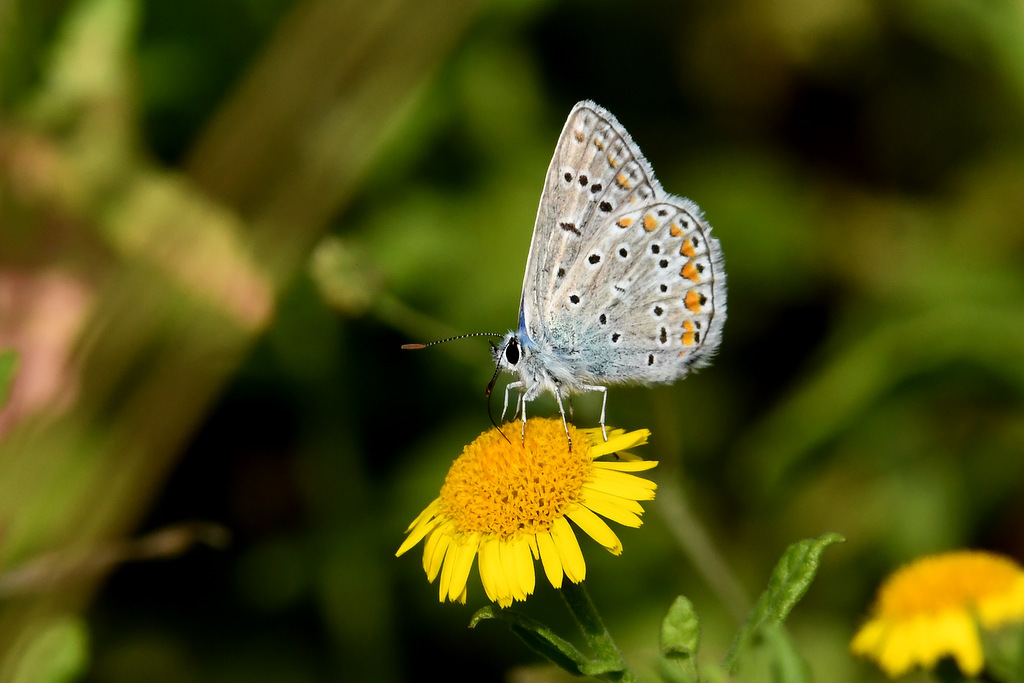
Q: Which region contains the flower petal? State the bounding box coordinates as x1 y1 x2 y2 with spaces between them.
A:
511 536 536 597
585 470 657 501
498 541 521 606
593 460 659 473
567 505 622 555
478 536 501 603
550 517 586 584
527 534 539 560
397 512 441 557
979 574 1024 627
536 531 564 589
447 533 481 603
438 540 455 602
424 525 452 581
586 428 650 458
580 487 645 527
403 498 441 533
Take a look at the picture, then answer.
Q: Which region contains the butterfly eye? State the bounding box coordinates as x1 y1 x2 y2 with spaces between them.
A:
505 339 520 365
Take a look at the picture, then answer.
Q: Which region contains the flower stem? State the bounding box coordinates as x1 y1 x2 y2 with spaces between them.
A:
560 581 640 682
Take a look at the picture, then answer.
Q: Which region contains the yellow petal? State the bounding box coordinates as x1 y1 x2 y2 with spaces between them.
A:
512 536 536 597
979 575 1024 627
586 428 650 457
403 498 441 533
585 470 657 501
478 536 501 603
850 619 885 658
447 534 481 602
397 513 441 557
567 505 622 555
438 542 455 602
527 534 540 560
593 460 659 473
424 526 451 581
536 531 564 589
550 517 586 583
500 539 520 605
581 487 645 527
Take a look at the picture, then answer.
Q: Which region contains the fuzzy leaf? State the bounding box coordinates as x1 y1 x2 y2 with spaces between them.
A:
661 595 700 657
724 532 844 672
659 596 701 682
761 623 811 683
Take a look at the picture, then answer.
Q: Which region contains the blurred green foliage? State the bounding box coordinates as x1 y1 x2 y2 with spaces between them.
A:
2 0 1024 681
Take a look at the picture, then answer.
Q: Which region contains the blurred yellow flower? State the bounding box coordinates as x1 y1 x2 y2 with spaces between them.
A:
851 550 1024 677
396 418 656 607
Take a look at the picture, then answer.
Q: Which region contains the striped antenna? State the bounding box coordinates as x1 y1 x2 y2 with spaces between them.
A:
401 332 504 350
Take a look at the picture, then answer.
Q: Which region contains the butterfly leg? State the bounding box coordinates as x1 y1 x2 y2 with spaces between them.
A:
501 381 523 423
520 397 528 440
552 389 573 450
580 384 609 441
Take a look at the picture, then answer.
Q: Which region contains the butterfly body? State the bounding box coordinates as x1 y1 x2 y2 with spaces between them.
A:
494 101 727 435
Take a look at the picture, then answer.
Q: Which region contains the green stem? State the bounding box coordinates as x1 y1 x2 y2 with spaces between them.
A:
560 581 641 682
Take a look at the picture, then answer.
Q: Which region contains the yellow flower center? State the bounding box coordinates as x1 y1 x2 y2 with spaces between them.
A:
438 419 592 541
877 551 1024 618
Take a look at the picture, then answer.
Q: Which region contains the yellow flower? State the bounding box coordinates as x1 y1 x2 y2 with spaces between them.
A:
396 418 656 607
851 550 1024 677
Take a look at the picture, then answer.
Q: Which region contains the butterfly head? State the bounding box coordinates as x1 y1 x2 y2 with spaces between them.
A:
489 325 549 398
486 331 521 397
493 331 521 370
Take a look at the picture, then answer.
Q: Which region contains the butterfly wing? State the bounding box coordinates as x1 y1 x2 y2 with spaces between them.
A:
519 101 726 387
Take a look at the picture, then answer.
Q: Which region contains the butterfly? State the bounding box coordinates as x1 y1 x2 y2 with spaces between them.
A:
409 101 726 443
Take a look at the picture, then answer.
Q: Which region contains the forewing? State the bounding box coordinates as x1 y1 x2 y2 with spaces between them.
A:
521 101 726 384
519 102 644 335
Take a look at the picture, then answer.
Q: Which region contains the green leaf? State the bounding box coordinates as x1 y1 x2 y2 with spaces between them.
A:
659 596 701 682
723 532 844 672
0 349 17 410
761 622 811 683
470 605 624 678
725 622 811 683
661 595 700 657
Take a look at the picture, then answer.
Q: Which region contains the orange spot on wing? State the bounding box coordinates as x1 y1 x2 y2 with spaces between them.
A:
681 261 700 282
617 217 633 228
681 320 696 347
670 222 683 237
574 130 584 142
643 214 658 231
616 172 631 189
680 239 696 258
608 155 619 168
594 139 604 150
685 290 701 313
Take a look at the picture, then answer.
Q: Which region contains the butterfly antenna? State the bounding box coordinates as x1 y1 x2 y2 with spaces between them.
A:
486 390 510 444
485 361 511 444
401 332 504 350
